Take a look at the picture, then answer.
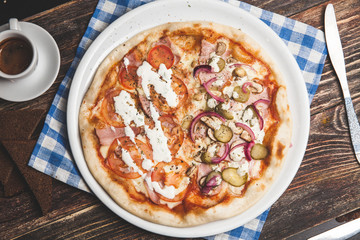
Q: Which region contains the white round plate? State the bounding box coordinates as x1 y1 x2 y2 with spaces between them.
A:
67 0 309 237
0 22 60 102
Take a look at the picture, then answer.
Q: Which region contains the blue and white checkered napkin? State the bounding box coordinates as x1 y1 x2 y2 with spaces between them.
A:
29 0 327 239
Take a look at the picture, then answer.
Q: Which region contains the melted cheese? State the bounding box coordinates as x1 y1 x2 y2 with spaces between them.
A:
207 98 218 109
230 146 245 162
209 52 220 72
100 145 110 158
237 161 249 176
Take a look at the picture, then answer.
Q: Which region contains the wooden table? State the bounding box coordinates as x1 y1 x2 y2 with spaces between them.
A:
0 0 359 239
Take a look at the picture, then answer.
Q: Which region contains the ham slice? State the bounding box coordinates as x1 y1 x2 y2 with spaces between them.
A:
197 67 232 85
144 174 161 204
96 127 125 146
138 93 151 117
199 39 216 64
197 163 212 184
124 50 142 67
198 72 217 85
95 126 143 146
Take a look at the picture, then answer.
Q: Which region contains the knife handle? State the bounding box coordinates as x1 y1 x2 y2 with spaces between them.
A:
344 96 360 153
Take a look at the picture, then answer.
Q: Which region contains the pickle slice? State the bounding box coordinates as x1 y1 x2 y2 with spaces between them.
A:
222 168 247 187
181 115 193 130
214 125 233 143
233 86 250 103
215 104 234 120
201 151 213 164
209 57 226 72
216 58 226 72
250 143 268 160
201 143 219 163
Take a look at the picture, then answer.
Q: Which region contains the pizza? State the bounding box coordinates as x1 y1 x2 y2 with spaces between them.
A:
79 21 292 227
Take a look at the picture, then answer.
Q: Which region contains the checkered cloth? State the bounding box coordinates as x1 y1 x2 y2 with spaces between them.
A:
29 0 327 239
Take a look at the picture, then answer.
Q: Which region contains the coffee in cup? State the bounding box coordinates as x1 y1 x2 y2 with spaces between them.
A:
0 37 33 75
0 18 38 79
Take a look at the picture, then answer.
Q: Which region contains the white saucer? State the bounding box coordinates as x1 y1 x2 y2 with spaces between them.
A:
0 21 60 102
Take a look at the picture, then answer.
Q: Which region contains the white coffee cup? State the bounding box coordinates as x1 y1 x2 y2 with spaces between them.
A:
0 18 38 79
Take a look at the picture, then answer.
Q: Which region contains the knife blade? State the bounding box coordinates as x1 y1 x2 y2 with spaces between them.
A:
288 217 360 240
325 4 360 164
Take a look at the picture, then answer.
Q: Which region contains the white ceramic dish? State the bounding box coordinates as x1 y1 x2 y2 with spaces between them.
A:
67 0 309 237
0 21 60 102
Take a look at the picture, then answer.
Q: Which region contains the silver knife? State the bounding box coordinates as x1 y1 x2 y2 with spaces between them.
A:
288 217 360 239
325 4 360 164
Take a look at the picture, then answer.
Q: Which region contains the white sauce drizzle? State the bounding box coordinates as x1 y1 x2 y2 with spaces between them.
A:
151 182 176 199
137 61 178 107
145 174 190 200
123 57 130 70
114 91 145 127
124 125 135 143
121 148 144 176
114 91 154 170
111 60 191 201
144 103 172 163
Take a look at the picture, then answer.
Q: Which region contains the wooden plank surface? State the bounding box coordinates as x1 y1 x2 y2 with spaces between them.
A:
0 0 359 239
261 0 360 238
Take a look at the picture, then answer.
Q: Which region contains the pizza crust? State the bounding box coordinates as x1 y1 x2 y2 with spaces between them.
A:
79 21 292 227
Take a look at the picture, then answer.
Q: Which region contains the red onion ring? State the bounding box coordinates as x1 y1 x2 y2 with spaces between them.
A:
211 143 230 164
190 112 226 142
245 141 255 161
206 175 221 187
193 65 212 77
229 142 248 161
229 63 257 73
201 185 213 195
235 122 255 141
203 77 225 103
242 82 252 93
252 106 264 130
253 99 270 108
201 174 222 194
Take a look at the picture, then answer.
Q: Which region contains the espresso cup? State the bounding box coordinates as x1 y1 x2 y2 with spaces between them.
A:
0 18 38 79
